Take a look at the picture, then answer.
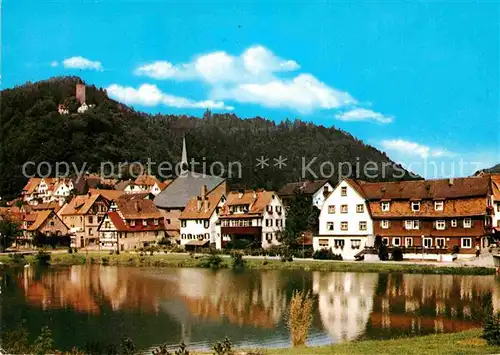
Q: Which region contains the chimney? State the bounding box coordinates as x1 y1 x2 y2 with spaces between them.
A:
204 199 210 212
197 196 202 211
201 185 207 200
448 178 454 186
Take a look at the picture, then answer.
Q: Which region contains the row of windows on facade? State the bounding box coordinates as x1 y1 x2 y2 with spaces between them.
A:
181 233 210 240
219 219 284 227
379 218 475 230
229 205 282 214
319 236 474 249
181 220 209 228
101 230 160 239
327 221 367 231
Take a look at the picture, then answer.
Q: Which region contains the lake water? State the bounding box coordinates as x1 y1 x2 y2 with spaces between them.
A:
1 265 499 352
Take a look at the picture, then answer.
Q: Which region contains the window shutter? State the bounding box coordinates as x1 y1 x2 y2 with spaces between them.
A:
432 221 436 229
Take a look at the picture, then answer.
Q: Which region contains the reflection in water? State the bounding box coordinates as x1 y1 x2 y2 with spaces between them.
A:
312 272 377 342
2 266 499 352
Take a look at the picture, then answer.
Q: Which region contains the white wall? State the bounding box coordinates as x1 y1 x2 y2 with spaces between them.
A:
315 179 373 260
312 182 333 210
180 198 224 248
262 194 286 248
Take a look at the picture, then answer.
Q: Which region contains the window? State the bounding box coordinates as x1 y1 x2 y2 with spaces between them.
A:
434 201 444 211
411 201 421 211
328 205 335 214
380 220 390 229
319 239 329 248
276 219 283 227
130 220 136 227
341 205 348 213
463 218 472 228
266 219 273 227
266 233 272 241
405 220 413 230
351 239 361 249
153 219 158 226
341 186 347 196
166 219 171 225
359 221 367 231
381 202 390 211
143 220 147 226
497 203 500 212
451 219 457 227
181 220 186 228
382 238 389 246
356 204 364 213
205 233 210 240
498 220 500 228
105 222 110 229
436 238 446 248
187 234 192 239
276 206 282 214
327 222 334 231
89 228 93 236
423 238 432 248
405 237 413 247
267 205 273 213
436 220 446 230
392 237 401 247
461 237 472 248
334 239 345 249
341 222 348 231
50 221 55 226
88 216 93 224
204 220 209 228
413 220 420 229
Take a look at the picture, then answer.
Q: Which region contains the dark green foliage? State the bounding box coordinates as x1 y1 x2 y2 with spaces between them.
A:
35 250 51 266
392 247 404 261
293 248 314 259
200 252 224 269
212 337 233 355
8 252 25 265
0 77 413 200
312 248 343 260
452 245 460 254
231 252 246 269
375 235 389 260
68 246 73 253
32 326 54 355
120 337 136 355
0 218 20 251
482 312 500 346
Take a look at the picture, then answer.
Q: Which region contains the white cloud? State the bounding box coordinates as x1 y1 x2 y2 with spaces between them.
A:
106 84 233 110
50 61 58 67
380 139 455 159
63 56 103 71
132 45 391 118
213 74 355 113
335 108 393 124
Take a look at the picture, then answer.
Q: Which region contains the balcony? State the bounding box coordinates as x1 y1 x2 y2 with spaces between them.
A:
221 226 262 236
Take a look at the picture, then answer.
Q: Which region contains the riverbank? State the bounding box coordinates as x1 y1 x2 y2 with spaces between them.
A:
0 251 495 275
226 329 499 355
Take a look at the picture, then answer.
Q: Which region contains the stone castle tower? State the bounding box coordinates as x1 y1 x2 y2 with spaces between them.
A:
76 84 86 105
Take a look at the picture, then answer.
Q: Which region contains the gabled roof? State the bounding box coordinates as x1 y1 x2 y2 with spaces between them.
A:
116 199 163 219
491 175 500 201
179 186 225 220
89 188 124 201
27 210 68 231
104 211 165 232
107 211 128 231
59 194 103 216
135 174 161 186
278 179 331 198
220 190 276 218
350 176 491 201
118 192 154 201
23 178 42 194
32 202 63 213
114 180 134 191
154 171 225 209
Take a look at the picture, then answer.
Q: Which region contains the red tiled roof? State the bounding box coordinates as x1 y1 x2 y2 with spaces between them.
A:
116 199 163 219
220 190 277 218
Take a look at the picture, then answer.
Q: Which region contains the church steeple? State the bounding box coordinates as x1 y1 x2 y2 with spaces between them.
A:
181 136 189 173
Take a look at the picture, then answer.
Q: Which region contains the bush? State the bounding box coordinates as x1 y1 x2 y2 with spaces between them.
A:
212 337 232 355
452 245 460 254
67 247 73 254
312 248 342 260
482 312 500 346
378 244 389 261
35 250 51 266
287 290 314 347
231 252 246 269
293 248 313 259
9 253 25 265
200 252 223 269
392 247 404 261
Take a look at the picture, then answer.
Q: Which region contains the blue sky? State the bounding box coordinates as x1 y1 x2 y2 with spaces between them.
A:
2 0 499 177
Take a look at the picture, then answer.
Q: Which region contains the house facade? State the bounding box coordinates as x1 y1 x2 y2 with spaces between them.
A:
315 179 374 259
219 190 285 249
491 175 500 240
179 184 226 249
26 210 69 238
22 178 74 205
98 199 166 251
59 194 111 248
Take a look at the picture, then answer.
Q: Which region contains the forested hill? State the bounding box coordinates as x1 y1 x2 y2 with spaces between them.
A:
0 76 414 198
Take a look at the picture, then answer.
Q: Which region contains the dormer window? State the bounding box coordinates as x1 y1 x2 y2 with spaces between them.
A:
434 201 444 211
411 201 420 212
130 220 135 227
341 187 347 196
381 202 390 211
380 220 390 229
142 220 147 226
463 218 472 228
436 220 446 230
154 219 159 226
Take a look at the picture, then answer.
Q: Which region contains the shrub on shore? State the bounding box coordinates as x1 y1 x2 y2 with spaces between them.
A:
482 311 500 346
287 290 314 347
312 248 342 260
392 247 404 261
35 250 51 266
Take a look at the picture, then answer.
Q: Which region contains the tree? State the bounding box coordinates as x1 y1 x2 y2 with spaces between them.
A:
0 217 21 251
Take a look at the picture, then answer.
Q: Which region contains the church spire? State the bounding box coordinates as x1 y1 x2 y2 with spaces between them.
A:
181 136 188 173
